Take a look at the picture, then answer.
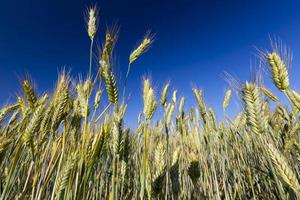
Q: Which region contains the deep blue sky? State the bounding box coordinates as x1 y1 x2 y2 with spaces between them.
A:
1 0 300 124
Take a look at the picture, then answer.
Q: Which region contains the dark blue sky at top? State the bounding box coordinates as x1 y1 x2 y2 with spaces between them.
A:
1 0 300 125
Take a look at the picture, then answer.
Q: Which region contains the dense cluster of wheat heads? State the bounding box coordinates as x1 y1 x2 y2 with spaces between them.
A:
2 6 300 200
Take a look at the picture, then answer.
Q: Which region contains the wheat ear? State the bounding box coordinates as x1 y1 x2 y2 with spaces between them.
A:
267 52 289 91
223 89 232 111
260 86 278 102
286 89 300 110
267 143 300 194
241 82 266 135
160 82 170 107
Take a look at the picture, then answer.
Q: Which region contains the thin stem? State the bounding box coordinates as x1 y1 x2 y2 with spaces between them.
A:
111 103 119 200
140 119 150 200
122 63 131 101
112 153 118 200
95 103 112 123
82 96 90 145
88 39 94 79
165 123 170 200
50 125 66 200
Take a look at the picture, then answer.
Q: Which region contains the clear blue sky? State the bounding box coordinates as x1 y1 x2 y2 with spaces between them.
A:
1 0 300 124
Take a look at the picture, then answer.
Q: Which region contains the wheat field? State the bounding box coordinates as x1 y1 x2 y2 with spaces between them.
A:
1 7 300 200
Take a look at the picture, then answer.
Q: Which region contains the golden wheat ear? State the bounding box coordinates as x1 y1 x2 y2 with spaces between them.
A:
129 32 154 65
222 89 232 111
87 6 98 41
99 27 119 75
241 82 266 135
143 79 157 120
160 82 170 107
286 89 300 110
267 143 300 195
260 86 278 102
179 96 185 114
192 88 207 125
266 52 290 91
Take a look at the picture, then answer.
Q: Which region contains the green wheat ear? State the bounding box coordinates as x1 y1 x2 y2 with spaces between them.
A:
55 153 78 198
104 70 119 105
0 104 19 125
51 74 69 131
0 136 12 156
22 80 37 107
22 104 45 144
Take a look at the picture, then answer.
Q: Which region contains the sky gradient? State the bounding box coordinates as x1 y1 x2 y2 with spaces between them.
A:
1 0 300 124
